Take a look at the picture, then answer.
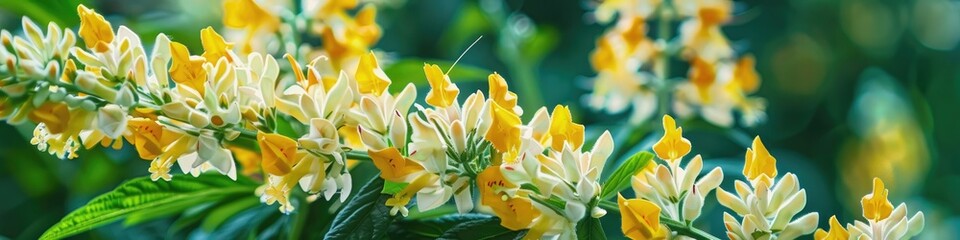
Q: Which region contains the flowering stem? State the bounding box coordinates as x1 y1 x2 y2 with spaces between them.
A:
598 200 720 240
345 151 372 161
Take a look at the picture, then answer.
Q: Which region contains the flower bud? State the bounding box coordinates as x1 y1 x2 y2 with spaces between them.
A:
389 111 407 148
75 71 117 101
96 104 127 138
591 206 607 218
683 186 703 221
114 84 135 107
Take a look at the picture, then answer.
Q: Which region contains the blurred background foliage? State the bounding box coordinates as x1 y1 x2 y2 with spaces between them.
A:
0 0 958 239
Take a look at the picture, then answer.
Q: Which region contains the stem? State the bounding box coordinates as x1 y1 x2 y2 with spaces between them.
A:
345 151 372 161
599 200 721 240
654 0 674 118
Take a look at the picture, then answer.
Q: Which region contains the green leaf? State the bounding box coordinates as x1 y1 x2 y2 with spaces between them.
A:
39 174 256 240
576 217 607 240
324 176 397 240
599 151 654 200
383 58 490 93
201 196 261 231
382 180 409 195
389 213 492 239
438 217 525 240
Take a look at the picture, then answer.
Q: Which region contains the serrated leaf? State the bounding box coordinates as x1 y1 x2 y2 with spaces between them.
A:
39 174 256 240
389 213 492 239
324 176 397 240
437 217 526 240
576 217 607 240
383 58 490 93
599 151 654 200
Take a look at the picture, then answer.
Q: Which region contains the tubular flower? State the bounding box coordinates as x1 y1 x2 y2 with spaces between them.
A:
487 72 520 114
423 63 460 108
716 137 819 240
814 216 850 240
487 101 522 153
839 178 925 240
619 194 668 240
77 4 113 52
546 105 585 151
355 51 391 96
632 115 723 224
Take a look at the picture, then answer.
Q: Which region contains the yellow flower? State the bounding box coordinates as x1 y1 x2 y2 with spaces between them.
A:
688 58 717 103
743 136 777 185
732 55 760 94
28 102 70 134
423 63 459 108
222 0 279 53
355 51 391 96
488 72 518 111
77 5 114 52
618 194 667 240
200 27 234 63
486 102 521 153
126 118 171 160
814 215 850 240
169 41 207 93
385 172 438 216
547 105 584 150
652 115 691 161
478 167 539 231
861 177 894 222
368 147 424 182
227 145 261 177
258 132 303 176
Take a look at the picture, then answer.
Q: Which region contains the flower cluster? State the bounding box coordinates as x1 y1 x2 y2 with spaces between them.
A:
815 178 925 240
590 0 766 127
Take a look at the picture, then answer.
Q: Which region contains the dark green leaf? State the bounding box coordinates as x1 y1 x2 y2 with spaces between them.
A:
389 213 492 239
437 217 526 240
599 151 654 200
39 174 257 240
576 217 607 240
324 176 397 240
201 196 261 231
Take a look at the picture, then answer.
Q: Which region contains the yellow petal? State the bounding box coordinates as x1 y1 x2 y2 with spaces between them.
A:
734 55 760 93
200 27 233 63
652 115 691 161
814 215 850 240
77 5 114 52
479 167 538 231
258 132 302 176
355 51 391 96
486 102 521 153
488 72 518 111
861 177 894 221
127 118 164 160
386 172 437 208
548 105 585 150
28 102 70 134
423 63 459 108
368 147 424 182
689 58 716 103
618 194 666 240
168 41 207 93
743 136 777 183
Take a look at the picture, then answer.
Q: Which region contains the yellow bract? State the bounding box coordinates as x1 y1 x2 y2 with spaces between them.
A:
355 52 391 96
200 27 233 63
258 132 303 176
369 147 424 182
486 102 522 153
618 194 667 240
488 73 518 111
423 63 459 108
743 136 777 185
652 115 691 161
169 41 208 94
77 5 114 52
861 177 894 222
548 105 585 150
814 215 850 240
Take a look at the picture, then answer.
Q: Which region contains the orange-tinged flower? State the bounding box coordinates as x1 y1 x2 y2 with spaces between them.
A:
652 115 691 161
548 105 585 150
368 147 424 182
28 102 70 134
77 5 114 52
423 63 459 108
200 27 234 63
169 41 207 93
222 0 279 53
618 194 667 240
126 118 165 160
258 132 303 176
733 55 760 93
477 167 538 230
814 215 850 240
488 72 518 111
861 177 894 222
228 145 261 177
486 102 521 153
355 51 391 96
689 58 717 103
743 136 777 185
